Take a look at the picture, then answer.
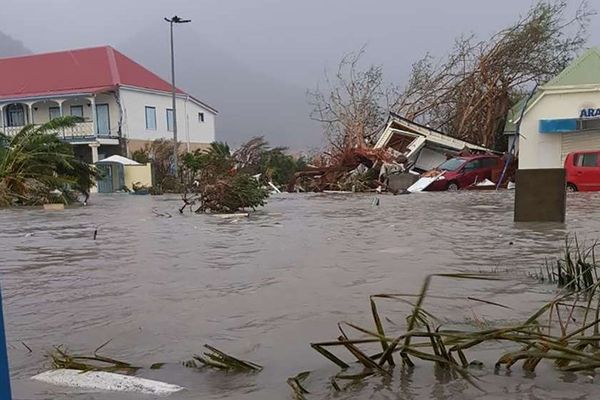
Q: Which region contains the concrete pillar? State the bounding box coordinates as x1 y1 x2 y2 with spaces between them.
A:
89 142 100 164
89 96 97 136
0 105 4 132
514 169 566 222
26 103 34 125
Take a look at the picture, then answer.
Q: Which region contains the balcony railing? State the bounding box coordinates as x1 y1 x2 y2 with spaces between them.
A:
1 122 116 140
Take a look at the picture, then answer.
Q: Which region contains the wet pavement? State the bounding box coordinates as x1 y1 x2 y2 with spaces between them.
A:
2 191 600 399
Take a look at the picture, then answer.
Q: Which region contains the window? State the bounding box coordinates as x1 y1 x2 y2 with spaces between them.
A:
463 159 481 171
198 112 205 123
70 105 84 118
145 106 157 130
6 104 25 126
166 108 174 132
575 153 598 167
49 107 61 120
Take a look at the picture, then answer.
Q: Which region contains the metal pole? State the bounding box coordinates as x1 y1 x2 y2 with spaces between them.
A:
0 284 12 400
169 20 179 177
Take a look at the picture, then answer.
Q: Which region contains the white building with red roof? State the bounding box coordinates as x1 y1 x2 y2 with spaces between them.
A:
0 45 217 162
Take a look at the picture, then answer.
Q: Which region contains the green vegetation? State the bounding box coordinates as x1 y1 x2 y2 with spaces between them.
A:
307 272 600 393
531 237 599 292
0 117 99 206
183 345 263 372
48 341 140 375
180 141 270 213
131 138 181 193
179 137 306 213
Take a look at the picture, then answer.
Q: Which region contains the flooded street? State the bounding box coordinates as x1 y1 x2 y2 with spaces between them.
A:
2 191 600 399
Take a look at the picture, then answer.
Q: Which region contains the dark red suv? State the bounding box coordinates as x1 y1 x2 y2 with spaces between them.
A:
425 154 502 191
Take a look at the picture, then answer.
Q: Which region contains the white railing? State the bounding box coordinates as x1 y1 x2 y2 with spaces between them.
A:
1 122 115 139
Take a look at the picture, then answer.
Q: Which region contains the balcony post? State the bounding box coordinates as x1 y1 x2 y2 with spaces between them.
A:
58 100 65 138
89 96 97 136
26 103 34 125
0 105 4 133
89 142 100 163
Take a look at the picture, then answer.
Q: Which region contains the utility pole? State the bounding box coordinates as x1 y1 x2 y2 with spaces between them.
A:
0 284 11 400
164 15 191 177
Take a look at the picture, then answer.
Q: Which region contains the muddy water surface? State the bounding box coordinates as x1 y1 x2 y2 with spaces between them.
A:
2 191 600 399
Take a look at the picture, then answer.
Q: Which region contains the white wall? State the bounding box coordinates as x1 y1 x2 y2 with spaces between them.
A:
119 87 216 145
519 90 600 169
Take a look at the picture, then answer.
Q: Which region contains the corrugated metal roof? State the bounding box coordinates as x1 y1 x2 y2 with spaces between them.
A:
0 46 188 101
542 47 600 89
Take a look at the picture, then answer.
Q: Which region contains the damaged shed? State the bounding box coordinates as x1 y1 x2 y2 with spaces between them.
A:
375 113 494 173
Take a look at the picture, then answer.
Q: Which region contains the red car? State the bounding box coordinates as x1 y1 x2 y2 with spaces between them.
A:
565 150 600 192
425 154 502 191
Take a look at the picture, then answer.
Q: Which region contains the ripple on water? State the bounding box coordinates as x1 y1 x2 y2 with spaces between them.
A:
2 192 600 399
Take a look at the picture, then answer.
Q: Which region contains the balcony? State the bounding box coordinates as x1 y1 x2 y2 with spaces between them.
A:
2 122 118 142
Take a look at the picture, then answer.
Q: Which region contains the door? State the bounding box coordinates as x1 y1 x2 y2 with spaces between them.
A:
49 107 61 121
96 164 113 193
571 152 600 191
458 159 482 188
96 104 110 136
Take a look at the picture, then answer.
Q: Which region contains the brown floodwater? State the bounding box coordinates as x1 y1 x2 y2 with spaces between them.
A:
2 191 600 400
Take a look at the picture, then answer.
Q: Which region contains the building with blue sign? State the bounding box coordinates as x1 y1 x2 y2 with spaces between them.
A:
504 47 600 169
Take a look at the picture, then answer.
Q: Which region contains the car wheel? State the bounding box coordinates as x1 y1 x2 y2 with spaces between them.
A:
567 183 577 192
447 182 459 191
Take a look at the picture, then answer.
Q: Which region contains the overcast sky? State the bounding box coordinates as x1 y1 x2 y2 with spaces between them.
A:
3 0 598 83
1 0 599 147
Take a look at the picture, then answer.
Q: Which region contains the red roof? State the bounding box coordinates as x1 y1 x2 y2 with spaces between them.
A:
0 46 185 100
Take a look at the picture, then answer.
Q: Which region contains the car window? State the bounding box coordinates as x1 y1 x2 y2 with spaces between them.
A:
464 159 481 171
575 153 599 167
438 158 465 171
481 158 498 168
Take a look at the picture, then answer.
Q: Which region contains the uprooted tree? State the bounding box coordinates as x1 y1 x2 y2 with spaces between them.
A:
299 49 399 192
179 137 306 213
395 0 594 149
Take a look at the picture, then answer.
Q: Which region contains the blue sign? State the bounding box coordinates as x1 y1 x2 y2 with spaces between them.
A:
580 108 600 118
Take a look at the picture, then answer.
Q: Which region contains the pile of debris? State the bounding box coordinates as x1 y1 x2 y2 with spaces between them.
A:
288 113 514 193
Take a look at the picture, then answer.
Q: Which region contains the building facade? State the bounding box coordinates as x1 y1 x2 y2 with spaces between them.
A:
0 46 217 163
505 48 600 169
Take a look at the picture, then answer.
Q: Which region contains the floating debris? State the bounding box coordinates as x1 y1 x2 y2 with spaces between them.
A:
185 345 262 372
287 371 310 399
48 342 140 375
32 369 184 395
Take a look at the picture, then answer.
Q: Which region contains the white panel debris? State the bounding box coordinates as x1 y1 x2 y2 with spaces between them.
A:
32 369 184 395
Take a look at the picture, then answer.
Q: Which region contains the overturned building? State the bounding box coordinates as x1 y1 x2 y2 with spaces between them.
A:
374 113 493 173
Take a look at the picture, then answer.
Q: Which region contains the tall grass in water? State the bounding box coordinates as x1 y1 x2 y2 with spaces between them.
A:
533 237 599 292
308 271 600 393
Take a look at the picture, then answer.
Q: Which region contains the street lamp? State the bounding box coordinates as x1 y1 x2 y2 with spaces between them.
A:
164 15 191 177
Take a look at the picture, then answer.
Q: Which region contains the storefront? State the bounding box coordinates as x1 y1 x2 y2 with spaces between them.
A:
505 48 600 169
